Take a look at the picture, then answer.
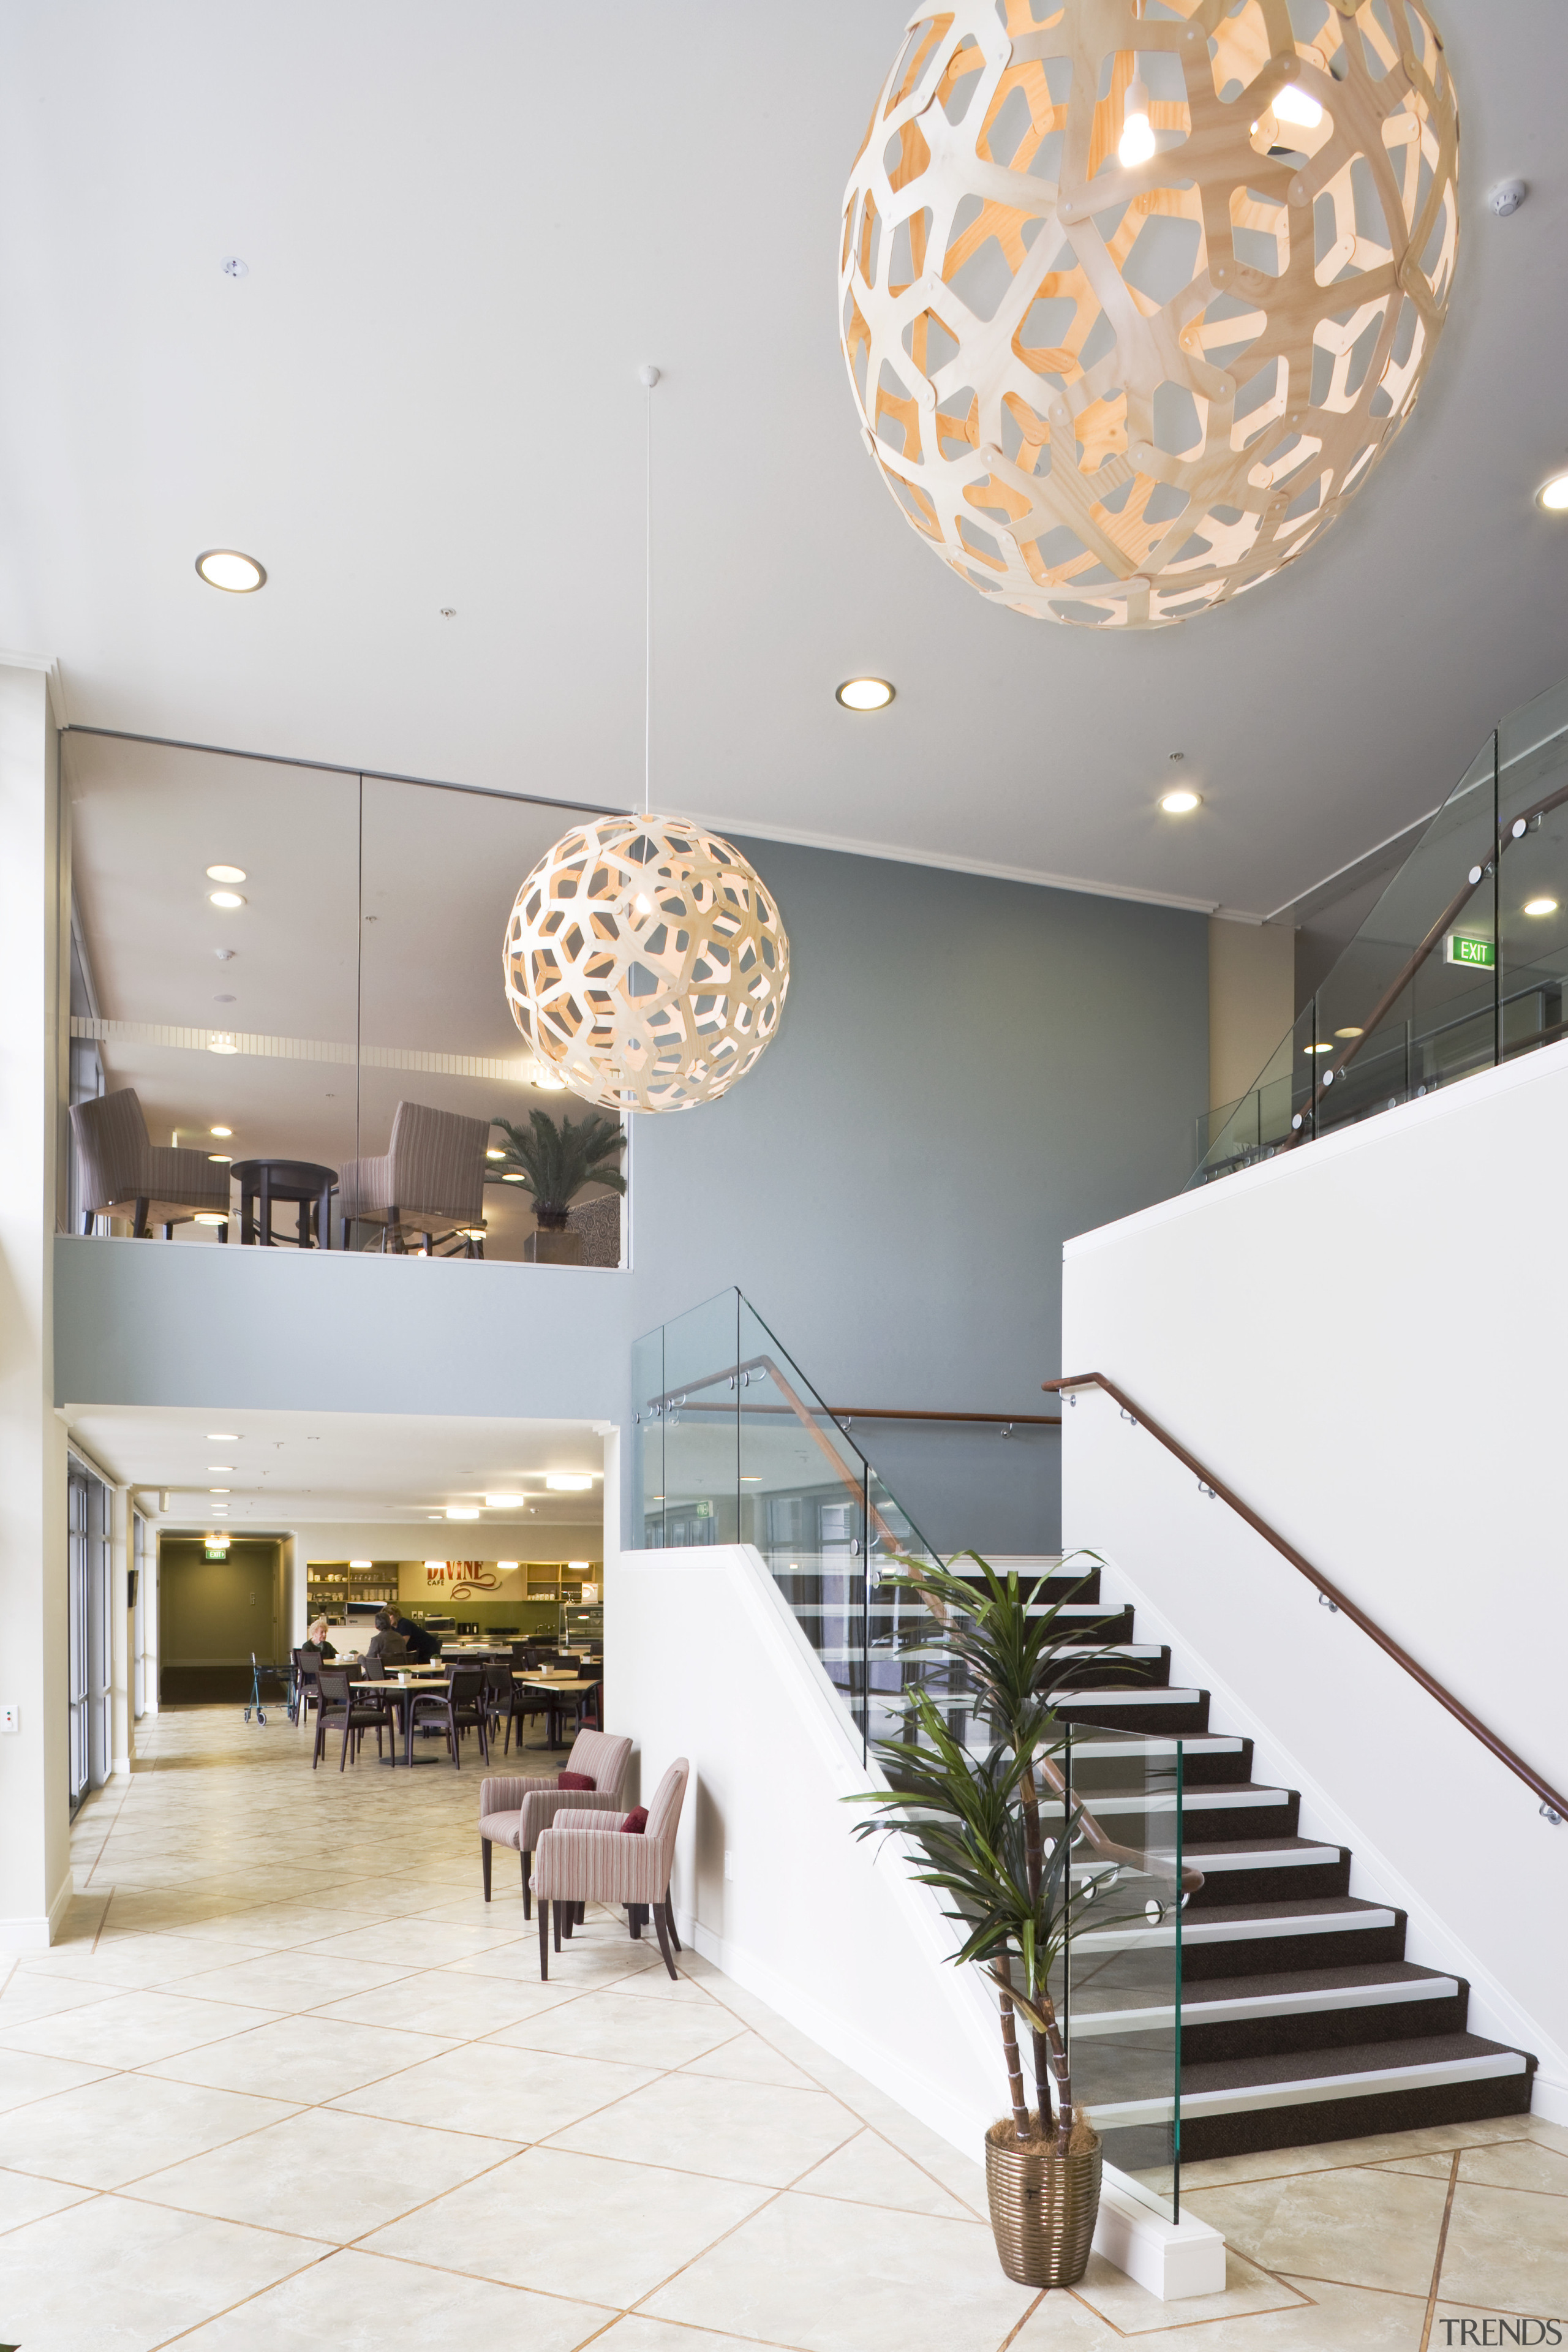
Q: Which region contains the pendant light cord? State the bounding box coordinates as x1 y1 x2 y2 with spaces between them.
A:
643 368 655 819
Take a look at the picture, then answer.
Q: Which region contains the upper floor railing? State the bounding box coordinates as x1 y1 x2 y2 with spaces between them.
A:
61 725 627 1265
1194 674 1568 1187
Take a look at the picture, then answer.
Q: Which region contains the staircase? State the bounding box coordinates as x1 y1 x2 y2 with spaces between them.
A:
948 1558 1537 2168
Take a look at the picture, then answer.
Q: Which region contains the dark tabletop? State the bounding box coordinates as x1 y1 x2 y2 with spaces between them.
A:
230 1159 338 1193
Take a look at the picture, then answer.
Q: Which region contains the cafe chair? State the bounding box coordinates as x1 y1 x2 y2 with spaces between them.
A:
70 1087 232 1238
337 1100 489 1257
407 1665 489 1770
292 1645 326 1731
534 1757 690 1981
477 1728 632 1913
312 1667 389 1771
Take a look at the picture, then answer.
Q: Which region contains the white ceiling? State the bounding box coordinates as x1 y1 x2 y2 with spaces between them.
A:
66 1406 606 1529
3 3 1565 919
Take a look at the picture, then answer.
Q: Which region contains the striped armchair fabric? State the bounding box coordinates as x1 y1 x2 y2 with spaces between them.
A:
70 1088 231 1234
477 1730 631 1913
533 1757 690 1980
339 1100 489 1247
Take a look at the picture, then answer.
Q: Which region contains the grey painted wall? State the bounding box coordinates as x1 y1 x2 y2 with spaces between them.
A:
55 835 1208 1555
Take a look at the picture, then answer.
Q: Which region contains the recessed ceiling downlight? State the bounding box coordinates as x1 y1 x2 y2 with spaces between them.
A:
197 549 266 593
208 889 246 909
1537 474 1568 514
1160 789 1202 815
206 865 247 885
545 1472 594 1493
1524 896 1559 917
835 677 895 712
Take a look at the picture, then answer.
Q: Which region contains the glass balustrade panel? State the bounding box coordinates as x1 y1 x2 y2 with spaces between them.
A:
1498 677 1568 1066
63 736 361 1243
630 1322 666 1547
657 1290 741 1550
357 778 627 1264
1054 1724 1184 2222
736 1295 874 1740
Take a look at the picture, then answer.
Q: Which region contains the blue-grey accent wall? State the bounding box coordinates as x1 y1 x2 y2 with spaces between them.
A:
54 835 1208 1555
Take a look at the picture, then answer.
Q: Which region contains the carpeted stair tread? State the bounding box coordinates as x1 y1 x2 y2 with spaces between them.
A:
1176 2032 1530 2099
1180 1960 1455 2008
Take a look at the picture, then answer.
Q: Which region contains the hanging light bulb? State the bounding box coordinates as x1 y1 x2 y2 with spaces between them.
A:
1118 64 1155 167
1272 82 1324 129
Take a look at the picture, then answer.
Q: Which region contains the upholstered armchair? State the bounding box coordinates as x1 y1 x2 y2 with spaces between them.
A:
478 1728 632 1913
338 1099 489 1255
70 1088 232 1237
533 1756 690 1980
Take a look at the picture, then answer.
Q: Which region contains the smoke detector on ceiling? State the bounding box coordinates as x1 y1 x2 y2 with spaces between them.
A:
1490 181 1527 217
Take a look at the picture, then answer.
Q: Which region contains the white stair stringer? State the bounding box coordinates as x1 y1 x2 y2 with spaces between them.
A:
605 1540 1226 2302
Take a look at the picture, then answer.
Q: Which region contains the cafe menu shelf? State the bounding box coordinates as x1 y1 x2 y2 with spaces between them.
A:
523 1562 598 1606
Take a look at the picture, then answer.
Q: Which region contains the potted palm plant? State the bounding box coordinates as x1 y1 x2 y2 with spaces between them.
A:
489 1108 627 1265
848 1551 1194 2289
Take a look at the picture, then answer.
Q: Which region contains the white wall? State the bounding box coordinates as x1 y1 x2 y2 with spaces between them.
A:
0 664 71 1948
1061 1042 1568 2116
605 1540 1224 2299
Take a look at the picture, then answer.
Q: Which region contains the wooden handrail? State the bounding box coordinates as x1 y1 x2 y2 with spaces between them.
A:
1044 1371 1568 1822
833 1408 1061 1427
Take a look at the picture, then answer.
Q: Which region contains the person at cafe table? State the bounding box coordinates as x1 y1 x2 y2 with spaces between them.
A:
386 1608 437 1664
365 1609 411 1665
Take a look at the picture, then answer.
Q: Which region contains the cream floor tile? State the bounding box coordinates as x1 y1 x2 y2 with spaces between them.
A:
1524 2117 1568 2158
445 1939 656 1988
141 2013 461 2099
0 2046 114 2115
0 2166 97 2236
549 2069 860 2188
1368 2136 1568 2196
1019 2275 1428 2352
0 1986 282 2068
1071 2247 1311 2334
169 2246 612 2350
334 2041 659 2139
304 1918 525 1967
3 2070 297 2189
174 1948 420 2011
1183 2165 1450 2297
793 2127 980 2220
642 2187 1038 2352
314 1967 579 2038
1435 2178 1568 2315
596 1962 724 2005
132 2101 514 2242
680 2029 821 2092
486 1989 742 2068
0 1972 120 2025
0 2186 314 2352
592 2321 813 2352
362 2143 771 2304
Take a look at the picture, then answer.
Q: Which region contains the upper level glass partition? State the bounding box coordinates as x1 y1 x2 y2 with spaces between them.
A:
61 731 627 1264
631 1288 1185 2218
1193 673 1568 1188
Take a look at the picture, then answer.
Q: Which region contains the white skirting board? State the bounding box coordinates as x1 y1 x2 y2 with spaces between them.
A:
609 1540 1224 2302
0 1869 75 1954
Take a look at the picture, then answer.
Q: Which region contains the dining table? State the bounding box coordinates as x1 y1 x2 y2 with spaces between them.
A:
355 1666 462 1766
515 1672 601 1751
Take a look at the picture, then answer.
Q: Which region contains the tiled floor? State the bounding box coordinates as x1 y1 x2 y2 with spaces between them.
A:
0 1710 1562 2351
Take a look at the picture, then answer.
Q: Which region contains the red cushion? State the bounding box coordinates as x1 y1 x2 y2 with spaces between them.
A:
620 1806 648 1834
557 1771 595 1790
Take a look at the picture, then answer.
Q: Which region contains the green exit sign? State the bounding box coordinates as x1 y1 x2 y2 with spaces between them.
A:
1445 933 1496 968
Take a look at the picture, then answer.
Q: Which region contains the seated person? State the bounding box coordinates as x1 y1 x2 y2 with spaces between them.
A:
303 1616 337 1659
365 1608 410 1665
386 1610 438 1664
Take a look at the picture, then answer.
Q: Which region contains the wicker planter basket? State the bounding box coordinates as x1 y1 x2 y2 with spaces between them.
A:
984 2117 1102 2288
